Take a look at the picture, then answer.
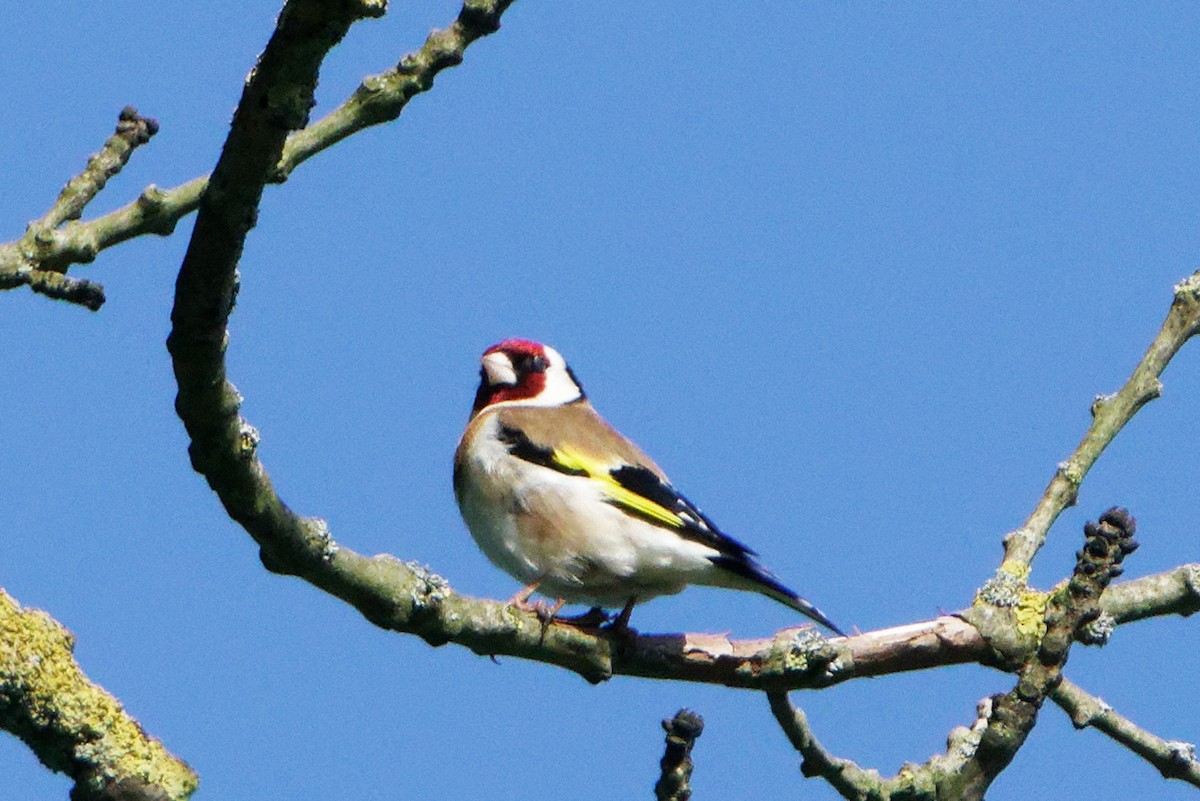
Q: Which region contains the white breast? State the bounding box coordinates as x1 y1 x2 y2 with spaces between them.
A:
456 415 547 584
456 415 722 607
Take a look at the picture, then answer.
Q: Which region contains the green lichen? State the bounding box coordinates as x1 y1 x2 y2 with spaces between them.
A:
1059 462 1084 486
760 627 831 677
974 561 1028 608
0 590 198 798
1013 589 1049 641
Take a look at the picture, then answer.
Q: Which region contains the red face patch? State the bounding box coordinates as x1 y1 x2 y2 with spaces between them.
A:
473 340 550 414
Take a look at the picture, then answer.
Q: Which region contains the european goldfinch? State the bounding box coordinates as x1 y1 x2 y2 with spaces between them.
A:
453 339 843 635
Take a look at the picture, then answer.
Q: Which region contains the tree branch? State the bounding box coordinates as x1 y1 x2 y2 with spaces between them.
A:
951 509 1139 800
165 0 390 616
768 691 1005 801
0 269 107 311
0 589 197 801
191 537 1183 690
1100 563 1200 624
42 107 161 231
769 510 1143 800
999 274 1200 571
1 0 517 309
0 107 159 310
212 551 989 689
1051 677 1200 788
279 0 517 178
767 691 892 800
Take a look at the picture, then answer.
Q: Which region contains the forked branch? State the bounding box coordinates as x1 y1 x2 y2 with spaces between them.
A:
769 510 1141 801
1001 273 1200 570
0 1 517 309
0 107 159 309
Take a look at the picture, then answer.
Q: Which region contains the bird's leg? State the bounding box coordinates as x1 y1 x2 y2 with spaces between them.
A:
507 581 542 610
605 598 637 636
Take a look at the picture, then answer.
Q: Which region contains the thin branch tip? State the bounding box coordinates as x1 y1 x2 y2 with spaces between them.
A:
1004 273 1200 567
1 104 161 306
1051 678 1200 788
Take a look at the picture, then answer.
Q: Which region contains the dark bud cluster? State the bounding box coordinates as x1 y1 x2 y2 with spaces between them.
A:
117 106 160 144
1041 507 1140 664
662 709 705 742
1075 506 1138 587
656 709 705 801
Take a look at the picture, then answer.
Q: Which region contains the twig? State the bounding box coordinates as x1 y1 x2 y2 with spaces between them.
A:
767 691 889 799
29 179 204 275
40 107 160 230
0 107 159 309
1100 562 1200 624
655 709 704 801
0 589 197 801
1051 677 1200 788
1 269 107 311
1000 274 1200 570
1 1 517 306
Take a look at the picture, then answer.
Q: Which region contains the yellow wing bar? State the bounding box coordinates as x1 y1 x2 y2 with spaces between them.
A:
552 446 683 529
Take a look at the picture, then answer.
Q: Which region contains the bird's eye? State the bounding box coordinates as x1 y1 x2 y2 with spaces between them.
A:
528 355 548 373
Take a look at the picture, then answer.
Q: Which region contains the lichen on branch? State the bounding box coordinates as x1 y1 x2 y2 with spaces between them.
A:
0 590 197 801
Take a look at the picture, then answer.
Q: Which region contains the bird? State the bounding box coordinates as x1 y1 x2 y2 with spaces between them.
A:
453 338 843 635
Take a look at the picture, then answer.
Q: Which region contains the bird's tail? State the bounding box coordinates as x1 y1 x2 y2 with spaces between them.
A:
773 586 845 637
710 555 845 636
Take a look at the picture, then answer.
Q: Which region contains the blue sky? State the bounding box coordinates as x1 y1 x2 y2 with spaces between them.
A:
3 2 1198 799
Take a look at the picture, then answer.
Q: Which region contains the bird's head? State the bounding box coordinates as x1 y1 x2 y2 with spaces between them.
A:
471 339 585 415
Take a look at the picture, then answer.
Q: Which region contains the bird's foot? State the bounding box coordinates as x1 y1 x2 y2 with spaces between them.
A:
532 597 565 625
554 607 611 629
507 588 564 622
506 583 565 622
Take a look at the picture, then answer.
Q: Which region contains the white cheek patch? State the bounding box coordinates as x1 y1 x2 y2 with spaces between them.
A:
537 364 583 405
530 345 583 406
482 352 518 386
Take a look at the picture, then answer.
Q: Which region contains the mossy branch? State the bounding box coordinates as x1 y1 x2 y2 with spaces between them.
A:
0 589 197 801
